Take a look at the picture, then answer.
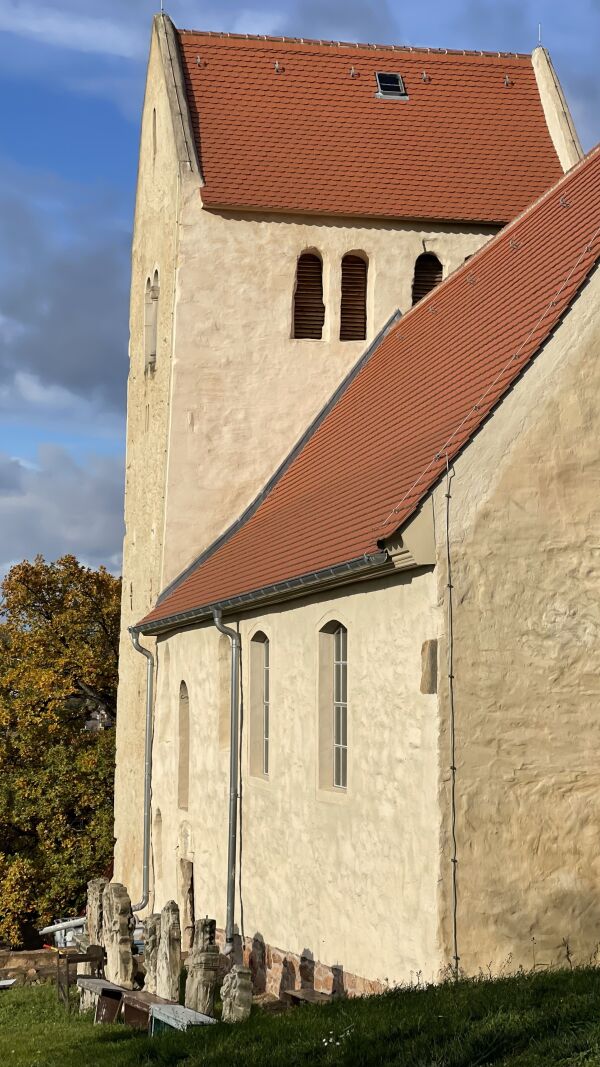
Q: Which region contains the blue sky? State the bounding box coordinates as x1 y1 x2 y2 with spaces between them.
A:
0 0 598 577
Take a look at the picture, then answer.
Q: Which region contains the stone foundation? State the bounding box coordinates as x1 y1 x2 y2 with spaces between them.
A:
214 930 385 999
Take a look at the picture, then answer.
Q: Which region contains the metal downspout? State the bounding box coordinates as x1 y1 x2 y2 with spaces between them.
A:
129 627 155 913
212 608 240 954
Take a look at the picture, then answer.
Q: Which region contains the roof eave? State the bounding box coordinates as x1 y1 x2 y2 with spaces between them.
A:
200 199 507 229
135 551 391 636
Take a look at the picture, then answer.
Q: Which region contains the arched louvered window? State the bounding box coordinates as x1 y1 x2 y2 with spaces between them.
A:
340 253 368 341
293 252 325 339
411 253 443 305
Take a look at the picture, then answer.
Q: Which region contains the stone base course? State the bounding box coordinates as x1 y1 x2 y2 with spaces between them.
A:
214 929 385 1000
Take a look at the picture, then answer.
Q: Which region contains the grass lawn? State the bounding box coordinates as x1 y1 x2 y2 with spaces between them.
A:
2 968 600 1066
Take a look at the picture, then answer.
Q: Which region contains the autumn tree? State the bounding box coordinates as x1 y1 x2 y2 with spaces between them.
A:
0 555 121 946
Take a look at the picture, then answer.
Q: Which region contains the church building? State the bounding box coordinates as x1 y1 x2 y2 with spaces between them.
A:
114 13 600 992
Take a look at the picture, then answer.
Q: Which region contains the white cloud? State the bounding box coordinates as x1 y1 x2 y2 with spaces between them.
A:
0 0 144 58
0 446 124 576
231 8 286 35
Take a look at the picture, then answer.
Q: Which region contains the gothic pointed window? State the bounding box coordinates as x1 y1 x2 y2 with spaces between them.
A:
293 252 325 339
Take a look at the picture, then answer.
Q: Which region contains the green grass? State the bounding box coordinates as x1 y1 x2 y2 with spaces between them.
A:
2 968 600 1066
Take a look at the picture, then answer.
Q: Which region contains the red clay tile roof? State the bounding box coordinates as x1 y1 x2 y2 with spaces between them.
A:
139 145 600 634
177 29 564 224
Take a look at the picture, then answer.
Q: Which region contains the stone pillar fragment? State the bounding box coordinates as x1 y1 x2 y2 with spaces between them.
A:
86 877 108 950
78 876 108 1010
179 858 195 952
221 964 253 1023
143 913 161 995
102 882 135 989
185 918 219 1017
156 900 181 1002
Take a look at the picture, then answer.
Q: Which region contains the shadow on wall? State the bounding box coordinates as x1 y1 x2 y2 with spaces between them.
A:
226 926 348 997
250 932 266 993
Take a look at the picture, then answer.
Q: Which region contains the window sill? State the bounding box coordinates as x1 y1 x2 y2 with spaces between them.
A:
316 785 348 805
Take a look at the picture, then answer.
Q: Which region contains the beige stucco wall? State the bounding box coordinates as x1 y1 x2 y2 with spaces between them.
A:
433 268 600 974
113 23 191 890
161 206 495 587
151 570 441 986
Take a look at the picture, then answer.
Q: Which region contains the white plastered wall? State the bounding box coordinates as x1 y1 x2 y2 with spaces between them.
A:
431 267 600 974
152 569 441 986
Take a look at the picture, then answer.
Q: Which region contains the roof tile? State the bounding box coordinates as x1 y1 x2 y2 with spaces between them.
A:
177 30 563 223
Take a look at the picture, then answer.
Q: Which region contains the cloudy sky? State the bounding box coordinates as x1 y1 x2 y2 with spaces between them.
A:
0 0 598 578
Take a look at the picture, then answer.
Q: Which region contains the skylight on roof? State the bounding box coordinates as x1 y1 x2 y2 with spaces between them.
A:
375 71 408 99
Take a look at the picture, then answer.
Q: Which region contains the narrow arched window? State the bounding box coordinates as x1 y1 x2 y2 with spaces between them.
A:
144 269 159 372
411 253 443 305
293 252 325 339
153 808 163 882
340 254 367 341
178 681 190 810
318 621 348 790
250 632 270 777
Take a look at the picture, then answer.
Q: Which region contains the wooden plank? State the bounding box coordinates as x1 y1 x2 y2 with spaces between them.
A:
95 992 122 1025
76 976 123 994
122 991 172 1007
150 1002 218 1032
285 987 333 1005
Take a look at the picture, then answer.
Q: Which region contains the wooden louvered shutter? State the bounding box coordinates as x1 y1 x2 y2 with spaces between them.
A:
340 254 367 341
293 253 325 339
412 253 443 305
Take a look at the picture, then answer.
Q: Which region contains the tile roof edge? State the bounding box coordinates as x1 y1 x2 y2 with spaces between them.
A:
373 147 600 544
386 140 600 338
176 27 532 59
153 308 402 610
137 551 391 635
200 202 507 227
379 257 600 550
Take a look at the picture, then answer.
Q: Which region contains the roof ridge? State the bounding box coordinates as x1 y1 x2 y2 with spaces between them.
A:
177 27 531 60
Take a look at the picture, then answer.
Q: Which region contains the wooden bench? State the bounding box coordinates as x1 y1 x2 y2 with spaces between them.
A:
76 976 217 1033
76 975 125 1024
285 987 334 1006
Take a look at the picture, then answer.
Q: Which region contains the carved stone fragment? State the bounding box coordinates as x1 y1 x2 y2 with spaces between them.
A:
78 876 108 1010
179 858 195 952
102 882 135 989
86 877 108 950
185 918 219 1017
221 964 253 1023
143 913 161 995
156 900 181 1002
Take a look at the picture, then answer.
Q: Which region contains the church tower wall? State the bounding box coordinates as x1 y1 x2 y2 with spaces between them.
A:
113 20 196 892
161 201 497 589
